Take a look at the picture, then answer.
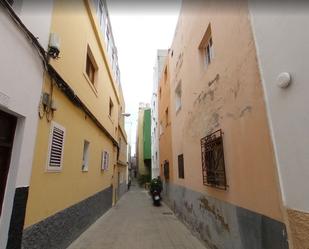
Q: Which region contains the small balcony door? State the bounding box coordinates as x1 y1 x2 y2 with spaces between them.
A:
0 109 17 215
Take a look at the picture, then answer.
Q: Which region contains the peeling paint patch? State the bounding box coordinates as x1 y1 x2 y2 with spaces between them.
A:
230 80 240 99
199 197 230 232
239 106 252 117
193 74 220 106
208 74 220 87
225 105 252 120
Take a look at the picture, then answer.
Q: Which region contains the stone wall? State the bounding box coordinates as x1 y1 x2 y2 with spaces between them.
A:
287 209 309 249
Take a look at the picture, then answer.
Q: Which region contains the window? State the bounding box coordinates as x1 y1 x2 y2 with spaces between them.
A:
98 0 106 31
47 122 65 171
82 140 90 171
94 0 107 39
199 24 214 68
86 46 97 85
101 151 109 171
165 108 169 127
178 154 184 179
175 82 182 112
164 160 169 180
205 37 214 66
201 129 227 190
109 98 114 117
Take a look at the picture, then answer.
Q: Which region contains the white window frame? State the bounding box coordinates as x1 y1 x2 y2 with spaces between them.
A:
205 37 214 67
175 82 182 113
46 121 66 172
82 140 90 172
101 150 109 171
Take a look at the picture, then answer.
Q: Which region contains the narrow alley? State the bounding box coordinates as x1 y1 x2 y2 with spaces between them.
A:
67 183 207 249
1 0 309 248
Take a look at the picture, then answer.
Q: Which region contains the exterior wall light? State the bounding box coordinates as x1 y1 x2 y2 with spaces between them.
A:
277 72 291 88
122 113 131 117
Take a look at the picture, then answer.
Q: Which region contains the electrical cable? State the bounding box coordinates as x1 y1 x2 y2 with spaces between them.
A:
0 0 119 148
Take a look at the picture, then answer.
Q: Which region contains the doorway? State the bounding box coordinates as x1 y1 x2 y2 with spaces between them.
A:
0 109 17 215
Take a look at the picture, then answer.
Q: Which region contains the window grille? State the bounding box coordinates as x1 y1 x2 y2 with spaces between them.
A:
201 129 227 190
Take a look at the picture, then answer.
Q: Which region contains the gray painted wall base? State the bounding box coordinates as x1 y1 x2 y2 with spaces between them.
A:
6 187 29 249
163 183 289 249
118 182 127 200
22 186 112 249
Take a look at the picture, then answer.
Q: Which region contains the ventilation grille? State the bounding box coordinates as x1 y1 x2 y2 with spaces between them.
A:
49 124 65 168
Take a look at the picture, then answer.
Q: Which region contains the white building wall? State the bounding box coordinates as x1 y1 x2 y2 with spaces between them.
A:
151 50 168 179
249 3 309 213
0 2 53 248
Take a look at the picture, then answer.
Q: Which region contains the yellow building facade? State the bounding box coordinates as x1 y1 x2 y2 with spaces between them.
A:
22 1 127 248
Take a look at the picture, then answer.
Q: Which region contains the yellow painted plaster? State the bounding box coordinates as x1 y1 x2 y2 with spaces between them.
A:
25 79 115 227
25 0 126 227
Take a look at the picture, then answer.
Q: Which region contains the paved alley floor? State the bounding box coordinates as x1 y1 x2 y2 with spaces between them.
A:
67 184 208 249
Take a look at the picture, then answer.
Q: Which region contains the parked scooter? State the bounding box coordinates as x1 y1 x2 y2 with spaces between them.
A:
149 177 163 206
151 189 161 206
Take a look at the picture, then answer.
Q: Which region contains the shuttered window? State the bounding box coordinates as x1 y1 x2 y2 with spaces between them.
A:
47 122 65 171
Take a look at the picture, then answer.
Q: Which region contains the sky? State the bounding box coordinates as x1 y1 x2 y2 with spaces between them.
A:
106 1 181 154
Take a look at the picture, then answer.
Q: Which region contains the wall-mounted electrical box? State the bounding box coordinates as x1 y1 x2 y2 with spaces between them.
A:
42 92 50 106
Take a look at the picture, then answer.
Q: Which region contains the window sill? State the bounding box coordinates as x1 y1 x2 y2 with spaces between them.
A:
83 72 98 97
82 167 89 172
46 166 62 173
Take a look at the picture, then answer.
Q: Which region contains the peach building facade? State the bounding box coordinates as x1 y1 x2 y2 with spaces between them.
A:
158 1 289 248
158 57 174 186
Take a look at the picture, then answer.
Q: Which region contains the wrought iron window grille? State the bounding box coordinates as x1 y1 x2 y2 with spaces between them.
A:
201 129 227 190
